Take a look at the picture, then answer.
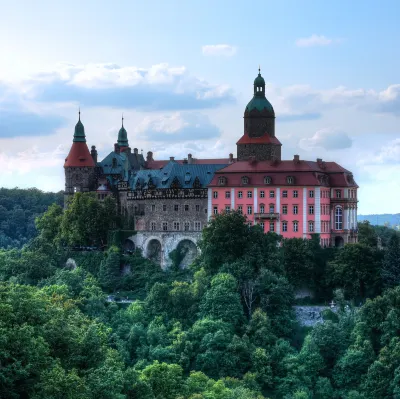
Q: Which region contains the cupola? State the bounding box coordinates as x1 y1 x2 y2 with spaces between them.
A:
117 115 129 147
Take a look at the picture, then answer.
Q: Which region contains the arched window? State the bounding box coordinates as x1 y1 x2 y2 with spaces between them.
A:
287 176 294 184
264 176 272 184
241 176 249 185
335 207 343 230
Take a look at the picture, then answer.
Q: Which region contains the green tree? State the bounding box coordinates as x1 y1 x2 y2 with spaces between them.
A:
381 233 400 288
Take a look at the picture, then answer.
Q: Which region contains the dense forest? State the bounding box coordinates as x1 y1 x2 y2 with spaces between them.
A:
0 188 64 248
1 191 400 398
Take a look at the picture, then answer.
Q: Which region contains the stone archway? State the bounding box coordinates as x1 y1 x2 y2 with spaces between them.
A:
123 238 135 253
174 239 198 269
335 236 344 248
146 239 162 265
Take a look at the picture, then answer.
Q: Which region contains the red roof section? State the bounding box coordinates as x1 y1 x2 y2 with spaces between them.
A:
146 158 234 169
64 142 96 168
236 134 282 145
208 160 357 188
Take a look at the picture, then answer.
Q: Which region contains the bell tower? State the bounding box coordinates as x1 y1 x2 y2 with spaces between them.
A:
64 111 96 207
237 68 281 161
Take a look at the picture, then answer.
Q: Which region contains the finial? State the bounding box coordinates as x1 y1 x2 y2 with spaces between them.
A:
258 65 261 74
78 107 81 121
122 113 124 127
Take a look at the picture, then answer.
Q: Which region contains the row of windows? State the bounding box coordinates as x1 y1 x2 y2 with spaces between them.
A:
150 221 202 231
213 204 315 215
218 176 295 186
255 221 316 233
321 204 330 215
321 190 330 198
150 204 205 212
213 189 316 199
321 221 330 233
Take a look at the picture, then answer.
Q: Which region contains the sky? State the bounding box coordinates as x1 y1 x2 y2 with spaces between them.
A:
0 0 399 214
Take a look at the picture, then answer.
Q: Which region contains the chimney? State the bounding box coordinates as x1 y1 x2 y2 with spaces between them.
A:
147 151 154 162
91 145 98 163
293 154 300 163
114 143 120 153
134 148 138 155
229 153 234 163
126 147 131 154
183 158 188 164
170 156 175 161
188 153 193 164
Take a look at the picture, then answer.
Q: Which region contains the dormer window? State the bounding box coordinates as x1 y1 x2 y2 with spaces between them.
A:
287 176 294 185
218 176 227 186
264 176 272 184
112 158 117 168
241 176 249 185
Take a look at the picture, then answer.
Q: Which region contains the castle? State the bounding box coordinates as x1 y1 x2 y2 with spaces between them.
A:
64 69 359 268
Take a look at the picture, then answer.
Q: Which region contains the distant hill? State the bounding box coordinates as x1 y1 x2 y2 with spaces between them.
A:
358 213 400 229
0 187 64 248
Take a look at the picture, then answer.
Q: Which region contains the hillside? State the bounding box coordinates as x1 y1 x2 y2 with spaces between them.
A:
358 213 400 228
0 187 64 248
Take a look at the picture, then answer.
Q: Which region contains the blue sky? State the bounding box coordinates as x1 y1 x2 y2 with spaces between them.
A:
0 0 399 214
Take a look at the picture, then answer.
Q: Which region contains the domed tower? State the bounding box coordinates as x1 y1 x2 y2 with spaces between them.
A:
237 68 281 161
117 115 129 151
64 111 96 206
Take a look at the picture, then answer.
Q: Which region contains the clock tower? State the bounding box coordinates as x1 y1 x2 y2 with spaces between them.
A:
237 68 281 161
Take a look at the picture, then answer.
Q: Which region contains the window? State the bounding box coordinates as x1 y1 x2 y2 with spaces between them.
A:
162 222 168 231
282 222 288 232
309 221 314 232
247 191 253 198
309 205 314 215
264 176 272 184
335 207 343 230
225 205 231 212
293 222 298 232
173 222 180 231
151 222 156 231
260 205 265 213
213 206 218 215
260 190 265 198
151 204 156 212
269 204 275 213
196 204 200 212
260 222 265 231
242 176 249 185
184 222 190 231
269 222 275 232
204 208 207 214
287 176 294 184
194 221 201 231
174 204 179 211
282 205 288 214
269 190 275 198
184 204 189 211
218 176 226 186
336 190 341 198
293 190 298 198
163 204 167 211
293 205 298 215
238 205 243 214
225 191 230 199
238 191 243 198
213 191 218 199
282 190 288 198
247 206 252 215
309 190 314 198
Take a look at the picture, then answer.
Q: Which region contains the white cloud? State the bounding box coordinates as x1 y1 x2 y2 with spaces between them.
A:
299 128 353 151
202 45 237 57
359 138 400 165
295 34 341 47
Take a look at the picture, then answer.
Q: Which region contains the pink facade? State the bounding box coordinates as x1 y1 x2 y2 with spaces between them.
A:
208 160 358 247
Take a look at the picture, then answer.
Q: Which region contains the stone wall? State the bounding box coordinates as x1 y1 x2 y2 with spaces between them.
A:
130 231 201 269
294 306 337 327
237 143 281 162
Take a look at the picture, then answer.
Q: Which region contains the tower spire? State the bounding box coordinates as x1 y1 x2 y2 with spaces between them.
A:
258 65 261 74
122 113 124 127
78 107 81 121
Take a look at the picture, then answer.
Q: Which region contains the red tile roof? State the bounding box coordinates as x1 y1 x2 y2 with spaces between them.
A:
236 134 282 145
146 158 234 169
64 142 96 168
208 160 357 188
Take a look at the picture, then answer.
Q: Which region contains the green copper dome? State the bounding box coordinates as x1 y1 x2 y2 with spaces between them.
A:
245 69 275 116
117 117 129 147
73 112 86 142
